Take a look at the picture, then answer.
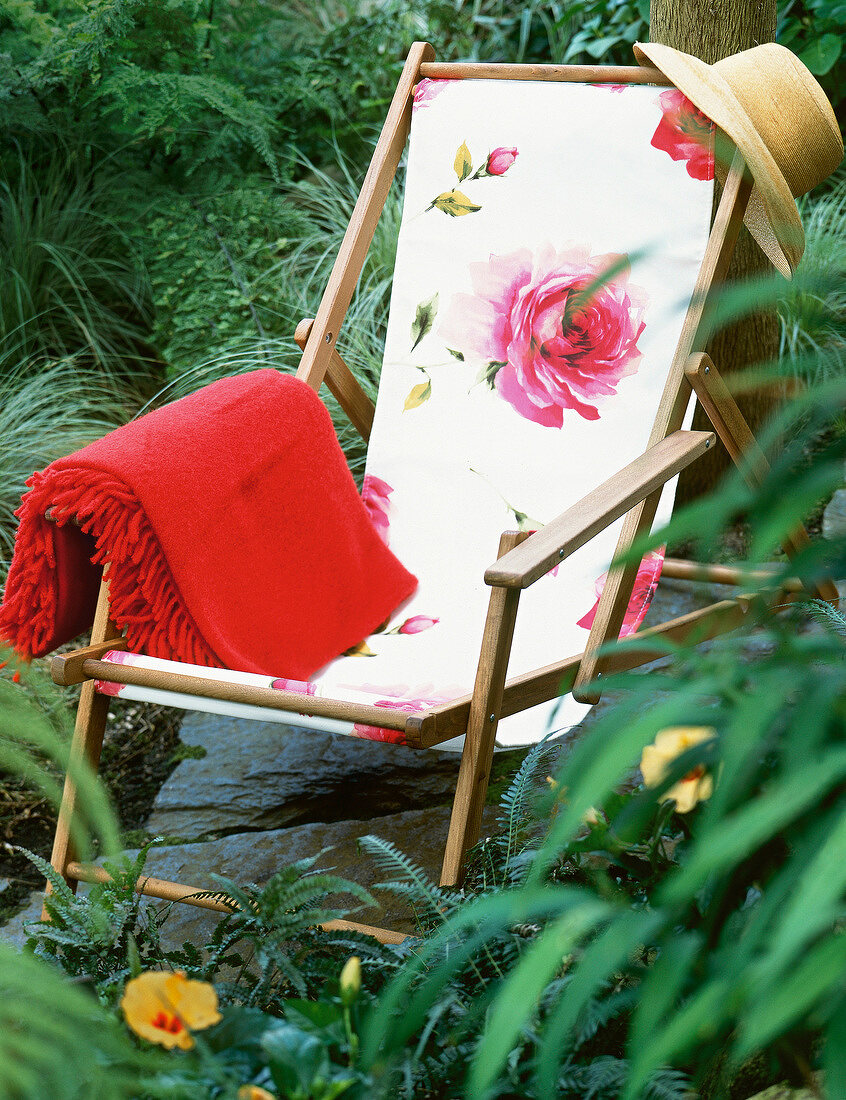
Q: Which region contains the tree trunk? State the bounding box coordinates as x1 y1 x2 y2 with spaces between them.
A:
649 0 780 503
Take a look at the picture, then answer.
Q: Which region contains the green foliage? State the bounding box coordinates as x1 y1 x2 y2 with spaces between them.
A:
0 359 130 569
779 174 846 383
24 844 168 1000
0 653 121 862
0 151 152 380
361 384 846 1099
778 1 846 116
133 177 307 371
0 942 154 1099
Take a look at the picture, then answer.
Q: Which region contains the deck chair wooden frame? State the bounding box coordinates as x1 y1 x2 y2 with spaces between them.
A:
44 43 838 942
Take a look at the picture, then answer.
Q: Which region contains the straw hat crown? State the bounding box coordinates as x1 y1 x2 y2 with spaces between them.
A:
634 41 843 277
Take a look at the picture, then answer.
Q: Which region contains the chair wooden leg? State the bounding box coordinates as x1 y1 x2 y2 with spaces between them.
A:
43 579 116 918
686 353 840 605
440 531 526 887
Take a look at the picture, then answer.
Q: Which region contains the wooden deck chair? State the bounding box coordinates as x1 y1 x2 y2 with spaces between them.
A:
45 42 840 940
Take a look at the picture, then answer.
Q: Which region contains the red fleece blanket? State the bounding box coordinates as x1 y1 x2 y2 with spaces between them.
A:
0 370 417 678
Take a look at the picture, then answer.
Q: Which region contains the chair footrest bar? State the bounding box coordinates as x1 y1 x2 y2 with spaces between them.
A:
65 862 408 944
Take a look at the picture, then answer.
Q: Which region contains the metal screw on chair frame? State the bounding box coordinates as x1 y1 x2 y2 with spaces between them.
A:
325 331 333 343
489 713 495 722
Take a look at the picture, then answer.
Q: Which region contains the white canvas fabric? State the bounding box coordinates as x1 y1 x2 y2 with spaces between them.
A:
97 78 715 748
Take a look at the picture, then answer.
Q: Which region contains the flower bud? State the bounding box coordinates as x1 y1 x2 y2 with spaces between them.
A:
486 147 518 175
399 614 439 634
340 956 362 1006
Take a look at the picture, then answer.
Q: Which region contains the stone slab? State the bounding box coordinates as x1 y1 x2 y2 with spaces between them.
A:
2 804 499 952
823 487 846 540
147 719 466 838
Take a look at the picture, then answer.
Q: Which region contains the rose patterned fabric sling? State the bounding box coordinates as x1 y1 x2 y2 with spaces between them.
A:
99 77 714 748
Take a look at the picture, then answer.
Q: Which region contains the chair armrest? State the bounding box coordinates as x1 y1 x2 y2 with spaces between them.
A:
484 429 714 589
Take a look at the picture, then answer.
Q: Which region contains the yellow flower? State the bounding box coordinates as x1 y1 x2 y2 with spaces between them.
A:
340 955 362 1006
639 726 717 813
120 970 222 1050
237 1087 277 1100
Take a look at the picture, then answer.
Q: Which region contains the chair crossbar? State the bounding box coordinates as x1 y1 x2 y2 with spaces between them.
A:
71 658 415 735
415 586 801 747
418 62 671 84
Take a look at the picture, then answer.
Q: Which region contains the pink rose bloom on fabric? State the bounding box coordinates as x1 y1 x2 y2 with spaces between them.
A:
351 698 431 744
651 89 715 181
361 474 393 543
412 79 456 112
440 244 647 426
398 615 439 634
577 548 665 637
486 147 518 175
94 648 135 697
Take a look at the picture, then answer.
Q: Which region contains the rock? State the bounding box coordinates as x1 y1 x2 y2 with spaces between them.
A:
4 805 500 952
0 891 43 951
743 1086 820 1100
148 716 466 838
823 487 846 540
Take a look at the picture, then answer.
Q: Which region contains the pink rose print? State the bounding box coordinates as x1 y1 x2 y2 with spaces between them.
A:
352 698 439 744
94 648 134 696
412 79 456 112
651 89 715 181
271 676 317 696
361 474 393 544
441 244 647 426
485 147 518 176
590 83 627 93
349 685 455 743
577 549 665 638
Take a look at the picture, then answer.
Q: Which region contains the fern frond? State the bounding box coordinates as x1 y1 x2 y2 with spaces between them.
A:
802 598 846 638
497 735 561 883
358 835 457 924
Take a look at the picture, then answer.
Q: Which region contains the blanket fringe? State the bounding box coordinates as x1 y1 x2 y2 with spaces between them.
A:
0 466 220 666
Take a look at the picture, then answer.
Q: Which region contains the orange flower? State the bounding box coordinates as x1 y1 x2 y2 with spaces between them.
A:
237 1087 277 1100
120 970 221 1050
640 726 717 813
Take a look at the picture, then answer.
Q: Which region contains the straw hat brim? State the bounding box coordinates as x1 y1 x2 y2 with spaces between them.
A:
634 42 805 278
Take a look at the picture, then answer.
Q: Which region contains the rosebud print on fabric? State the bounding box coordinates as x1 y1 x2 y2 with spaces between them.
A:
361 474 393 543
441 244 647 427
651 89 715 181
270 676 316 695
427 141 518 217
577 548 664 636
389 614 439 635
485 147 519 175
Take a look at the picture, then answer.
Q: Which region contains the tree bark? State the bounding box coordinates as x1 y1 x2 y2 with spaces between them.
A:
649 0 781 503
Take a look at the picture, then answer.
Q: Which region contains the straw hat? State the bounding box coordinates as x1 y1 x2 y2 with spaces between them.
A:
633 41 843 278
